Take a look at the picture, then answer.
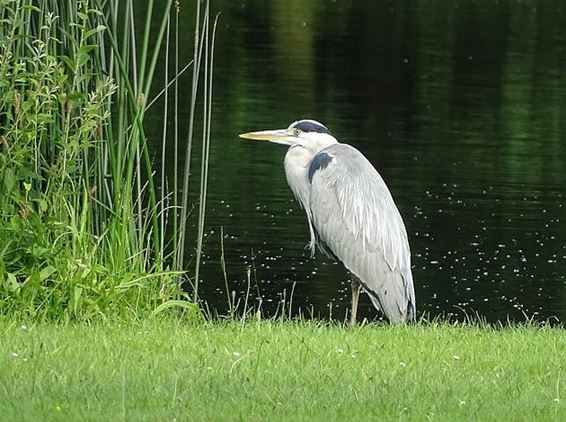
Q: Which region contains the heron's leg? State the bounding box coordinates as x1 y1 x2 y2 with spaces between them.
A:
350 276 361 327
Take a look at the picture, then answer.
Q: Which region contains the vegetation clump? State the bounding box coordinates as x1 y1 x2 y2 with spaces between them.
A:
0 0 213 321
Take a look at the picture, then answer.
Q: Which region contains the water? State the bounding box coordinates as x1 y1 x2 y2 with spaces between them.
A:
148 1 566 322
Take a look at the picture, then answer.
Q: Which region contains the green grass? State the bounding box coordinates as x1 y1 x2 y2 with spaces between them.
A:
1 319 564 421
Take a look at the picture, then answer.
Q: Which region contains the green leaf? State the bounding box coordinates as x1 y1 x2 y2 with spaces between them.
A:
39 265 56 282
77 53 89 68
3 168 16 193
73 285 83 315
5 272 20 293
78 45 97 55
84 26 106 39
77 12 89 21
150 300 201 318
59 55 76 72
18 167 41 181
38 199 48 213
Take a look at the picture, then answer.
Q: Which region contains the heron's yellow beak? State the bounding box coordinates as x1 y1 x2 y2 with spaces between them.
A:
239 129 295 145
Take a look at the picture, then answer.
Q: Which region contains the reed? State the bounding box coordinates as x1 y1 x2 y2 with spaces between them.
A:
0 0 215 320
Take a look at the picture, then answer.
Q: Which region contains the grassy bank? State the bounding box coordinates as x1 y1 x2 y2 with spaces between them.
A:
1 319 564 420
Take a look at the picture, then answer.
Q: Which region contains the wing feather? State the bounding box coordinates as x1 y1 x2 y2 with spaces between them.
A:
308 143 416 322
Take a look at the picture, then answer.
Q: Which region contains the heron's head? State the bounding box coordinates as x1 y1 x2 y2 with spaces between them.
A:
239 119 338 154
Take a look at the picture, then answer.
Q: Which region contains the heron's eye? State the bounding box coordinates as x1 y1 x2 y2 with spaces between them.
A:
291 128 301 136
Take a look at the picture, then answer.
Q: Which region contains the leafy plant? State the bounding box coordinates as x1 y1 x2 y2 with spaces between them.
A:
0 0 215 320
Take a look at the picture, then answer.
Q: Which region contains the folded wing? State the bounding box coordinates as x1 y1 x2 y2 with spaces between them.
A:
308 143 415 322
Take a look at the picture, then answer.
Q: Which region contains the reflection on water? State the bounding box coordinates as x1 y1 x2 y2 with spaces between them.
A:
147 1 566 322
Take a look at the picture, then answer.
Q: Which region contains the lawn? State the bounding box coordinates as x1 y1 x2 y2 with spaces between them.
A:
0 319 564 421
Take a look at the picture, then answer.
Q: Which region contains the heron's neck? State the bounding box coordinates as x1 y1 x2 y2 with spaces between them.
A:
303 133 338 155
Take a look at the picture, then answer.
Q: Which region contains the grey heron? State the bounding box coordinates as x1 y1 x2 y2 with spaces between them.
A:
239 119 415 324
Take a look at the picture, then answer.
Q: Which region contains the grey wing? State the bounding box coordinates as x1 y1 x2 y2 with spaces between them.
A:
308 143 416 322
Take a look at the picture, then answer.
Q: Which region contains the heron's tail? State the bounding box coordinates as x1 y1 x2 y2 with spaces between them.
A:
357 274 413 324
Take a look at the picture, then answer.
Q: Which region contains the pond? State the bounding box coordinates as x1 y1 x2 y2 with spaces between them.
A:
147 1 566 323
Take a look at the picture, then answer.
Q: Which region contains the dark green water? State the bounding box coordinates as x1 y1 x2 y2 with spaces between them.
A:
148 1 566 322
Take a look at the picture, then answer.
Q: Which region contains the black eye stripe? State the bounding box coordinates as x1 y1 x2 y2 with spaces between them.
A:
292 120 331 135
